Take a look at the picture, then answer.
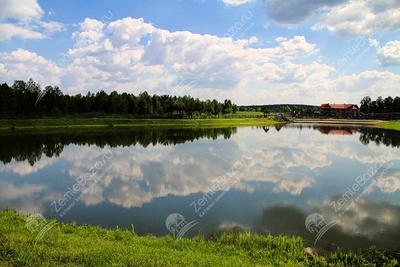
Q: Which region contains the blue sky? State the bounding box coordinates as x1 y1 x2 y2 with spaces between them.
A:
0 0 399 105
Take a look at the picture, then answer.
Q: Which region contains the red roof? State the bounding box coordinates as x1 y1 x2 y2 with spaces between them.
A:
318 129 354 135
320 103 355 109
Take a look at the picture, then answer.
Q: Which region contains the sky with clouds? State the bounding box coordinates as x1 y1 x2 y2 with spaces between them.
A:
0 0 399 105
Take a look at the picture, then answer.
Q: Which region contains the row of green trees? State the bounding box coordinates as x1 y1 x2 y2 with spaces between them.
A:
0 79 238 117
360 96 400 114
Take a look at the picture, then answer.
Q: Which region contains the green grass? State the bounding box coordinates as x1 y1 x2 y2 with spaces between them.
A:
379 121 400 131
0 211 398 266
221 111 264 118
0 117 278 132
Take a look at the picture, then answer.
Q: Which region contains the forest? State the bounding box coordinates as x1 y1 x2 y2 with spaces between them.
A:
360 96 400 114
1 79 399 118
0 79 237 118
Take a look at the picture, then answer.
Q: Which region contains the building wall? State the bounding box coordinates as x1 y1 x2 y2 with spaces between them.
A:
320 108 359 118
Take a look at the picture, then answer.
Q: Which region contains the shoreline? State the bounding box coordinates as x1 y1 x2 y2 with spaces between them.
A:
292 119 382 126
0 118 398 134
0 118 278 132
293 119 400 131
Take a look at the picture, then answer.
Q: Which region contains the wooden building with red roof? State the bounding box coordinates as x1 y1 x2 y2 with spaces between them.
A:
319 103 359 118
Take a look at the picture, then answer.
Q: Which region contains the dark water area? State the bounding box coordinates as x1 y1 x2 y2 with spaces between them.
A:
1 124 399 251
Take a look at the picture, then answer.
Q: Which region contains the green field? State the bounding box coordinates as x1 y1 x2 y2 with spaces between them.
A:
0 211 397 266
0 117 277 132
221 111 264 118
379 121 400 131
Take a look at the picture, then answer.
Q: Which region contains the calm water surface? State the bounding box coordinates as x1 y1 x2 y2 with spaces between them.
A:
1 125 399 250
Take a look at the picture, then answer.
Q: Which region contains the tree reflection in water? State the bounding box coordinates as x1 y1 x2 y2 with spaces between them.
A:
0 127 237 165
1 125 399 167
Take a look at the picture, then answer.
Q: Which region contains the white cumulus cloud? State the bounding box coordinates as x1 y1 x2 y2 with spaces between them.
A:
313 0 400 36
265 0 400 36
0 0 65 41
375 40 400 66
0 23 46 41
0 0 43 21
0 49 62 85
220 0 256 6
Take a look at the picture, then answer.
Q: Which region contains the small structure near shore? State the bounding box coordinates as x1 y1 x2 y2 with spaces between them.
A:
319 103 359 118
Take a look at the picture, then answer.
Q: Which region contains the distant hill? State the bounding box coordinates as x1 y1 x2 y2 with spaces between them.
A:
239 104 318 113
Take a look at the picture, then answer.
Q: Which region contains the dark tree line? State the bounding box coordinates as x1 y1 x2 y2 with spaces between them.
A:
239 104 317 114
360 96 400 114
0 79 238 118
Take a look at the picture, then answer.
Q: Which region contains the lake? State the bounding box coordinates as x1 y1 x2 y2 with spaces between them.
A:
1 124 399 250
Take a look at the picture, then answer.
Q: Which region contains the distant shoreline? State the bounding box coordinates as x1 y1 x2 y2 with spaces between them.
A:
292 119 400 131
292 119 382 125
0 117 279 132
1 118 399 133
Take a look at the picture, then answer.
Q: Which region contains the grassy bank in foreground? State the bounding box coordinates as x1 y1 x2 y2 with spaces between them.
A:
0 117 277 131
0 211 398 266
379 121 400 131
